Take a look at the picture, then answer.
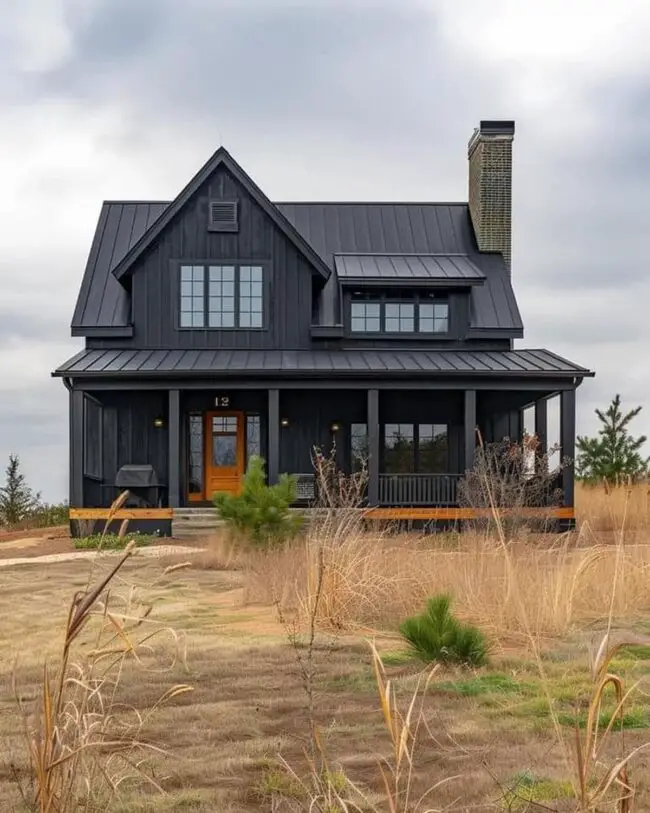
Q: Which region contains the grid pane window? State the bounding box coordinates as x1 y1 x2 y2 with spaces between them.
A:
419 302 449 333
239 265 264 328
179 265 205 327
385 303 414 332
351 302 381 332
417 424 448 473
208 266 236 327
384 423 415 473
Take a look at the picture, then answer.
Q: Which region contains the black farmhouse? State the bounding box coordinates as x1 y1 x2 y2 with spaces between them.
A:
53 120 594 535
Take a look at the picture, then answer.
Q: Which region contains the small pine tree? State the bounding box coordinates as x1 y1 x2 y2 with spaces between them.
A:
213 455 302 547
576 394 650 484
0 454 41 527
399 594 489 667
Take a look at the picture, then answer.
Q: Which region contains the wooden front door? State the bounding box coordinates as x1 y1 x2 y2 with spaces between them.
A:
204 411 245 500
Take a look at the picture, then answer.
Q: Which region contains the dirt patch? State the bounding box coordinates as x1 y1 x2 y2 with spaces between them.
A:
0 524 68 544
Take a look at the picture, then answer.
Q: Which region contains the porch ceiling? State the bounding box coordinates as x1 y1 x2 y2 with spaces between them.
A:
53 347 594 380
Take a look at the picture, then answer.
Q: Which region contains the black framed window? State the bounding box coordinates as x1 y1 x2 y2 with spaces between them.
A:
384 424 415 473
382 423 448 473
208 266 236 327
417 424 448 472
239 266 264 328
385 303 415 332
349 291 449 334
351 301 381 332
83 395 103 479
179 264 265 329
419 302 449 333
180 265 205 327
350 423 368 471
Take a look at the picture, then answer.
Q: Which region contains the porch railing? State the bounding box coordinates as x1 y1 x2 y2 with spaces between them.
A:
379 473 461 506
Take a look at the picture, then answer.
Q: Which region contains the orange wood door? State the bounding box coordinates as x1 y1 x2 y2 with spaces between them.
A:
204 411 245 500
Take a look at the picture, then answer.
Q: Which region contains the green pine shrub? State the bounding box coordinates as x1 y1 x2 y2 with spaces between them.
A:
213 455 303 548
399 594 489 667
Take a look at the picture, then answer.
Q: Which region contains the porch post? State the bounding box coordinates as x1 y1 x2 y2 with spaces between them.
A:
168 389 180 508
268 388 280 485
535 397 548 455
70 388 84 508
367 389 379 505
560 388 576 510
464 389 477 472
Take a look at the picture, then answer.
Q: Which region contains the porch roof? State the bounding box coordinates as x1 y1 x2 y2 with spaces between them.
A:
53 348 594 380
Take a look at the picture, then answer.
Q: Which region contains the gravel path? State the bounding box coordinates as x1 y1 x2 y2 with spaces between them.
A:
0 545 203 568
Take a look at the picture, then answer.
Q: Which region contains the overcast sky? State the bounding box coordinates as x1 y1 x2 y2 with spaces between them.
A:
1 0 649 501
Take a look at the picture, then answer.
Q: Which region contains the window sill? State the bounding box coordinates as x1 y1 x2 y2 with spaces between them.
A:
311 324 345 339
177 326 266 332
346 331 453 340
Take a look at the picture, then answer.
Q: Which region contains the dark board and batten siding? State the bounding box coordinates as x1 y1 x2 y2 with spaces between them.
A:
129 166 317 351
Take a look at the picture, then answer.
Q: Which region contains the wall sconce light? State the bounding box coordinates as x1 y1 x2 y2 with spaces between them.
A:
330 421 341 434
153 415 165 429
280 418 290 428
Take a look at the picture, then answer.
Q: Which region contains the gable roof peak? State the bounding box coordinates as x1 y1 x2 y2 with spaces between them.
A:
110 145 331 283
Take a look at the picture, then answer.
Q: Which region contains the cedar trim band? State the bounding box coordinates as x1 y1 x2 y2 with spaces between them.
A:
363 506 575 521
70 508 173 520
69 506 574 522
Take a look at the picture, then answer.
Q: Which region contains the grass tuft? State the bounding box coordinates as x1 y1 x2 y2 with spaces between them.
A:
73 531 157 550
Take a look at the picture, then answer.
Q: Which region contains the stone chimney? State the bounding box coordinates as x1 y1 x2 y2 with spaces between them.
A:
468 120 515 271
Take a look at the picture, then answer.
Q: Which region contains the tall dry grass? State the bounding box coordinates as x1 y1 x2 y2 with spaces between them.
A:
576 481 650 534
243 521 650 644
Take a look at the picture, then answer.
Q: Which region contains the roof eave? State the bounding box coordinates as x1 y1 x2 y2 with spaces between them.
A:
110 148 331 284
339 277 484 288
71 325 134 338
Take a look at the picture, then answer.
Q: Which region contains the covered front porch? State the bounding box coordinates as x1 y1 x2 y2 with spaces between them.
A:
66 382 577 527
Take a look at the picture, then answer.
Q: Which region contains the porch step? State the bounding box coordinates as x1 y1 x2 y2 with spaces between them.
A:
172 508 224 538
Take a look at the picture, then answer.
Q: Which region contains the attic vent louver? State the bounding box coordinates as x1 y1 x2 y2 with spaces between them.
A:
208 199 238 232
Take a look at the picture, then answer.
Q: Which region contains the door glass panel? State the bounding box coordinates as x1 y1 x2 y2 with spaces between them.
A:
211 415 238 468
213 435 237 467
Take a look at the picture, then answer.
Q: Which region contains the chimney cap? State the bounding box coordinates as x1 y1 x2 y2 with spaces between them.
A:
479 120 515 135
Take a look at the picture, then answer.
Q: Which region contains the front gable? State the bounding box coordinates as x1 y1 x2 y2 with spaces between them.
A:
111 147 331 284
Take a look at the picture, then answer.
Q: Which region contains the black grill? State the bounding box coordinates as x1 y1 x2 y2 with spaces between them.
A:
114 465 161 507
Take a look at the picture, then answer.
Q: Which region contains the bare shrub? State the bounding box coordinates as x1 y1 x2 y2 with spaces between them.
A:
458 433 566 538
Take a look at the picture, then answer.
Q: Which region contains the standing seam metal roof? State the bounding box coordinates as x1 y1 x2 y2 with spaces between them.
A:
54 347 593 378
71 199 523 333
334 253 485 283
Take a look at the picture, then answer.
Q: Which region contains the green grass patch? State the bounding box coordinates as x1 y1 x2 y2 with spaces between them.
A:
501 771 574 809
616 644 650 660
434 672 535 698
557 706 650 730
380 650 417 666
73 532 157 550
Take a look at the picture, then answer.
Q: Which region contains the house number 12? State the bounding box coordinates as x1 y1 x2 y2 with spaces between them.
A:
215 396 230 407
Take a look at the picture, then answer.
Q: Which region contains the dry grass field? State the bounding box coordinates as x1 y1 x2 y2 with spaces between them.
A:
1 483 650 811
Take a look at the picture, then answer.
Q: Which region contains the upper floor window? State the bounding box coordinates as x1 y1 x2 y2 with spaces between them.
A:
350 293 448 334
179 264 264 329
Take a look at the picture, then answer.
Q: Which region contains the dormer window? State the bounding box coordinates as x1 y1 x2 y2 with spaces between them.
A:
350 292 449 334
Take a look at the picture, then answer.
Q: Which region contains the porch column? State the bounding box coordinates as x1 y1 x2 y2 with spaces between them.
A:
268 388 280 485
560 388 576 509
367 389 379 505
535 397 548 455
464 389 477 472
70 388 84 508
168 389 180 508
